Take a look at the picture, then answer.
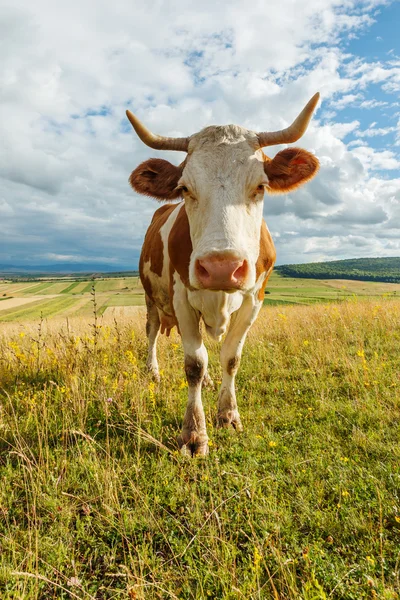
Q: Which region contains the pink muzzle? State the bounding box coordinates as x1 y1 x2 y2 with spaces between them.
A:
195 254 248 290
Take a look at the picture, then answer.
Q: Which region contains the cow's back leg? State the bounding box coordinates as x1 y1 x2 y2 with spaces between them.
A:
202 369 214 389
217 296 262 430
145 294 161 381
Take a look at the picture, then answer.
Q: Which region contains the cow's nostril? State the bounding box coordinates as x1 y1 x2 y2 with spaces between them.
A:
232 261 247 282
197 260 210 280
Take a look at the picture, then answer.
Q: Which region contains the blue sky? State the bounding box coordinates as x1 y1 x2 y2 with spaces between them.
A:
0 0 399 268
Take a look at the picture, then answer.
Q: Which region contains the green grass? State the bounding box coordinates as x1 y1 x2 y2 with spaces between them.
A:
23 282 54 294
0 300 399 598
0 297 79 322
78 281 96 294
93 279 129 292
60 281 83 294
105 294 146 307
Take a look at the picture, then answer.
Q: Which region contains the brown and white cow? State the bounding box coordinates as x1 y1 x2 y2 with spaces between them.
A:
127 94 320 456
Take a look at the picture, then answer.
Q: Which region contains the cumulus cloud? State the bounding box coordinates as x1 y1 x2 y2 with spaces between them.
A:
1 0 400 267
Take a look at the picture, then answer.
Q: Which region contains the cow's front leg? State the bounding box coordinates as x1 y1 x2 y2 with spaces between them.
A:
174 291 209 457
218 296 262 430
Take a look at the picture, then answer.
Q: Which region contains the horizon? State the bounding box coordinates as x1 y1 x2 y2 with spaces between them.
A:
1 255 400 276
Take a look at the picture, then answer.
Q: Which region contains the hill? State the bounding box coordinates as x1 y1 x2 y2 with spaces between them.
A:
275 257 400 283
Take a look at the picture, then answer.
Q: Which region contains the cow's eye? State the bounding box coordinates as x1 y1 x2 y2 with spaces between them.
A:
180 185 189 194
257 184 265 193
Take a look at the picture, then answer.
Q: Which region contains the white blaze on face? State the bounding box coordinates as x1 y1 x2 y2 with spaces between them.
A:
180 125 267 292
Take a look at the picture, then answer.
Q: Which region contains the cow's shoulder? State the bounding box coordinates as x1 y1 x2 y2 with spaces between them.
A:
140 203 180 305
168 204 192 287
256 220 276 301
140 204 178 277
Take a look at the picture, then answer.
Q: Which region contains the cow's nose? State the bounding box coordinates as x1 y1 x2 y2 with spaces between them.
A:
195 255 248 289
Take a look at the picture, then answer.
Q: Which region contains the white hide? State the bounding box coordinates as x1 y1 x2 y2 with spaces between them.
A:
187 288 244 341
142 203 181 315
180 125 269 291
217 293 263 428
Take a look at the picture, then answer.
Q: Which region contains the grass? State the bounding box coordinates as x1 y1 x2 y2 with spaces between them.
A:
105 294 146 307
0 297 399 599
0 297 79 323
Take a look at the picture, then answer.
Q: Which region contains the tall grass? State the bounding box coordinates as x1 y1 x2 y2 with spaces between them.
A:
0 299 399 599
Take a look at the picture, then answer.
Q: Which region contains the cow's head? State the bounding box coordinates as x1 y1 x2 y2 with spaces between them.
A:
128 94 320 292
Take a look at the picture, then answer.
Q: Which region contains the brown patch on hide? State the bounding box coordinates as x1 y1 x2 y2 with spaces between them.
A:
256 220 276 302
129 158 184 201
168 204 193 287
139 204 178 299
227 356 240 376
264 147 319 194
185 356 205 387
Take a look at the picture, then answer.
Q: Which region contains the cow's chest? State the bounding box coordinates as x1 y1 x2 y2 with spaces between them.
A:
187 289 244 340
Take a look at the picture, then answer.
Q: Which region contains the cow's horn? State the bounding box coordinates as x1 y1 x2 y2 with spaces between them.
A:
257 93 320 147
126 110 189 152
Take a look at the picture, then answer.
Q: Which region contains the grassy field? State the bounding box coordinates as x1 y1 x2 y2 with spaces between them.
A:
263 275 400 306
1 273 399 323
0 277 144 323
0 297 399 599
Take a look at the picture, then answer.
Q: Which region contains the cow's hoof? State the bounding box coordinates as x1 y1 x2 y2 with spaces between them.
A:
202 371 214 389
178 432 209 457
217 410 243 432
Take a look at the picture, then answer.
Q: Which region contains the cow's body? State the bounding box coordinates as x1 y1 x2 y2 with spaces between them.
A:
140 202 276 454
140 202 275 338
127 95 320 455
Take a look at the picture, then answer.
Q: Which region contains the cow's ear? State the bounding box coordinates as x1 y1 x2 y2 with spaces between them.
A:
264 148 319 194
129 158 183 201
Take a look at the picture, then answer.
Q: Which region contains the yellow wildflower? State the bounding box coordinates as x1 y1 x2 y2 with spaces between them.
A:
252 547 262 572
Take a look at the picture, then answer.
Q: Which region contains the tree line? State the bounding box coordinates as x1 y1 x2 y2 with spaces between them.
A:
275 257 400 283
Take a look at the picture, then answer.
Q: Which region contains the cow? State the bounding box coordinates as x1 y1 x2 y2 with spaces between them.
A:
126 94 320 456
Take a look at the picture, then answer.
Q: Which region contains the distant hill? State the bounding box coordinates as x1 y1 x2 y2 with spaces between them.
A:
275 257 400 283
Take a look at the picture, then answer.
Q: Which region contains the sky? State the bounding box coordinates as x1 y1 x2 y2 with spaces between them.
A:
1 0 399 269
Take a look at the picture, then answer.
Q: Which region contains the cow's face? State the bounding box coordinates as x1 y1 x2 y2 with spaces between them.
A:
178 126 269 291
128 96 320 292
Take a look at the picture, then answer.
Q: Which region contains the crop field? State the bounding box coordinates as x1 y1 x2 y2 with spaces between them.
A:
1 273 399 323
0 277 144 323
0 294 400 599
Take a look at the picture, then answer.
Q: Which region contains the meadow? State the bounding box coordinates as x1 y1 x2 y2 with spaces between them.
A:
0 283 400 599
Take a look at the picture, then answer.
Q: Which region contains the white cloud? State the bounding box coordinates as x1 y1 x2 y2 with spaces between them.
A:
350 146 400 170
330 93 362 109
359 99 388 109
356 125 396 137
